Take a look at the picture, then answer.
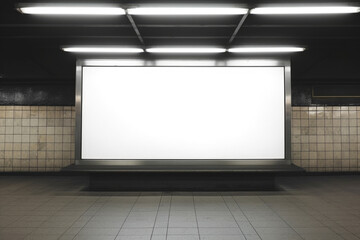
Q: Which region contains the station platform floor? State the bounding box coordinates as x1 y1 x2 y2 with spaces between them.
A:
0 175 359 240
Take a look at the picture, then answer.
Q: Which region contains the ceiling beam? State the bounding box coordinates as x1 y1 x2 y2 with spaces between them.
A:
0 24 237 28
228 11 249 46
125 10 146 50
0 24 132 28
1 36 360 39
1 24 360 29
245 25 360 28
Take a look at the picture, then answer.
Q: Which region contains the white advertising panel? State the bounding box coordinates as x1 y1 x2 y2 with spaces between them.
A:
81 66 285 159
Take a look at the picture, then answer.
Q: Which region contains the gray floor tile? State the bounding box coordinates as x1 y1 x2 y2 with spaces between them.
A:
246 215 282 221
299 233 344 240
151 235 167 240
338 233 360 240
168 220 198 228
0 233 30 240
0 216 22 227
167 235 199 240
41 220 75 228
237 222 257 235
24 234 63 240
255 227 297 235
7 220 44 228
200 236 246 240
118 227 153 236
32 227 69 235
115 236 151 240
122 219 156 228
0 176 359 240
244 235 261 240
59 234 77 240
283 216 324 227
168 227 198 235
250 220 288 228
78 227 120 236
199 227 242 235
294 227 338 234
152 227 167 235
85 220 125 228
0 227 34 235
64 227 82 235
258 233 303 240
74 235 116 240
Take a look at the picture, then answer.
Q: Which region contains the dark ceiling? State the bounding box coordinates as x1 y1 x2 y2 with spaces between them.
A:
0 0 360 83
2 0 360 48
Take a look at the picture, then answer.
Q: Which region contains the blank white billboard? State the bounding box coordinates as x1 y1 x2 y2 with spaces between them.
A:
81 66 285 159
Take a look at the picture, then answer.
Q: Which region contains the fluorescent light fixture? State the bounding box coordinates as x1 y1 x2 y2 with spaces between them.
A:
146 48 226 53
62 47 144 53
83 60 147 66
127 7 248 15
250 6 360 15
154 60 217 66
228 47 305 53
19 6 125 15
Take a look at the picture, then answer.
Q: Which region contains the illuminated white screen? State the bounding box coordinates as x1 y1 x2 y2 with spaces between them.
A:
82 66 285 159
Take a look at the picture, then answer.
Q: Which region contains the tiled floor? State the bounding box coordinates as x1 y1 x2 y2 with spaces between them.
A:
0 175 359 240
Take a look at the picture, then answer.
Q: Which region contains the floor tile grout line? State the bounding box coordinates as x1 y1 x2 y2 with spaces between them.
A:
316 191 360 219
221 195 247 237
53 195 99 239
69 195 111 240
150 193 163 239
192 194 201 239
231 196 264 240
11 193 59 237
165 194 172 240
289 184 358 238
54 196 92 227
1 177 360 239
288 194 335 224
258 196 306 240
114 194 141 240
287 195 353 240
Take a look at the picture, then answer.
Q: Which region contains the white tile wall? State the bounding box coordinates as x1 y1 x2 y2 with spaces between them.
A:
0 106 75 172
1 105 359 172
292 106 360 172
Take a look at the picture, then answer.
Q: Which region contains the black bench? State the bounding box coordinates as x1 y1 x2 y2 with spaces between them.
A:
63 164 304 191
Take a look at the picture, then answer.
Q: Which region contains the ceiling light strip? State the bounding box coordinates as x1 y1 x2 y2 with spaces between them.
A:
127 7 248 15
19 7 126 15
250 6 360 15
228 47 305 53
61 47 305 54
19 5 359 16
62 47 144 53
146 48 227 53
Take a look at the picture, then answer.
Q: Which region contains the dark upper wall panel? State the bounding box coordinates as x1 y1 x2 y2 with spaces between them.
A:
0 46 76 105
1 47 360 106
0 47 75 79
0 83 75 106
291 48 360 106
292 49 360 81
1 0 360 106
